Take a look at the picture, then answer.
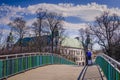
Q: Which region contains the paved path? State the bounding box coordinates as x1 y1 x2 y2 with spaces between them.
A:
83 65 104 80
8 65 83 80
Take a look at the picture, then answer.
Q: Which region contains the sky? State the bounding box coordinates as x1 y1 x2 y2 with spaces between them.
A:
0 0 120 8
0 0 120 50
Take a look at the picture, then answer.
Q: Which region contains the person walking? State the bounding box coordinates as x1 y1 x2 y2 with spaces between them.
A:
86 49 92 65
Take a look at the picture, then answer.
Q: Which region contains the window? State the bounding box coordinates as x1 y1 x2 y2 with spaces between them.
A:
77 52 80 55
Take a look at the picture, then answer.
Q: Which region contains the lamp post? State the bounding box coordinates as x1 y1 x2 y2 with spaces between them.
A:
85 34 91 65
54 27 59 54
7 32 14 51
85 34 91 50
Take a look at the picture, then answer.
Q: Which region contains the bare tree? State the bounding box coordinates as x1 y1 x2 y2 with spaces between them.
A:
79 28 86 50
79 28 93 65
32 8 47 52
89 12 120 57
56 27 66 54
46 12 64 53
59 28 65 46
0 27 4 54
9 17 26 52
79 28 93 50
0 27 3 48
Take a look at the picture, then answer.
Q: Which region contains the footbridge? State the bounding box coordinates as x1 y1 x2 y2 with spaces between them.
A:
0 53 120 80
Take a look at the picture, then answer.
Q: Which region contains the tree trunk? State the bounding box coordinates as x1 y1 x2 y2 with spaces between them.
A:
51 31 54 53
19 39 22 53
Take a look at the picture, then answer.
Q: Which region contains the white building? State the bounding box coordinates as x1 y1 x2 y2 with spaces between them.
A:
60 37 86 66
60 47 85 66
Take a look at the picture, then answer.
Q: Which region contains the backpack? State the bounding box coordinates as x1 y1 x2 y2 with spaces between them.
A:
87 51 91 57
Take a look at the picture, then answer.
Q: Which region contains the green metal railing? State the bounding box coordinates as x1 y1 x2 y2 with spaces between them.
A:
95 54 120 80
0 53 76 79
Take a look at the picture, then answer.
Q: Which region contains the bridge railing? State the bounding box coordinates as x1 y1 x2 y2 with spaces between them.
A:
95 54 120 80
0 52 76 79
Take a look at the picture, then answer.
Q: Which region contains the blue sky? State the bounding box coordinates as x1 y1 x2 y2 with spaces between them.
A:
0 0 120 35
0 0 120 36
0 0 120 8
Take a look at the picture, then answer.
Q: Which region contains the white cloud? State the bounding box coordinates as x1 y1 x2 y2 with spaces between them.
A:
27 3 120 21
0 2 120 29
0 4 26 24
63 21 88 29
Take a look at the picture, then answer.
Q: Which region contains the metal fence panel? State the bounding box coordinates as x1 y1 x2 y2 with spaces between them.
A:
95 56 120 80
0 60 3 79
0 53 76 79
3 60 6 77
39 55 42 66
36 56 39 66
14 58 18 74
18 58 23 72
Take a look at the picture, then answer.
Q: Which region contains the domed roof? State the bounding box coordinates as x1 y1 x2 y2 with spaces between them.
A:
61 37 83 48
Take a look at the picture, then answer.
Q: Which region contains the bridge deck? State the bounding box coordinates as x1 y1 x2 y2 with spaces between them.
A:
7 65 107 80
8 65 83 80
83 65 102 80
82 64 107 80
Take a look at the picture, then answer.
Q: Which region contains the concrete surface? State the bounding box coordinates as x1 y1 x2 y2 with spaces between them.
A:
84 65 103 80
8 65 83 80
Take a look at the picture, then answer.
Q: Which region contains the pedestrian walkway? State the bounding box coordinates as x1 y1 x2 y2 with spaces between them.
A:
8 65 83 80
83 65 106 80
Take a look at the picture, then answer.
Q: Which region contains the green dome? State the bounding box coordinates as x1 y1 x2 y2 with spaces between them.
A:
61 37 83 48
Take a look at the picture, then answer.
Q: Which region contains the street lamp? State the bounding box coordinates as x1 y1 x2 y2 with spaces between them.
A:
85 34 92 65
7 32 14 51
85 34 91 50
54 27 59 54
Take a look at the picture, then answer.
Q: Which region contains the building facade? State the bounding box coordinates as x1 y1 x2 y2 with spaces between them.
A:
60 47 85 66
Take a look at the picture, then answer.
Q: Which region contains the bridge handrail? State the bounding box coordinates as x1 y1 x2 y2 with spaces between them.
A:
0 52 76 79
98 53 120 71
102 54 120 69
0 52 51 59
96 53 120 80
0 52 75 64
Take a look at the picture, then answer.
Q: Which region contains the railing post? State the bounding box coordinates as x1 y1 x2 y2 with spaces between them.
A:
108 64 111 80
96 54 120 80
51 54 53 64
115 70 120 80
0 60 3 79
40 54 42 66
